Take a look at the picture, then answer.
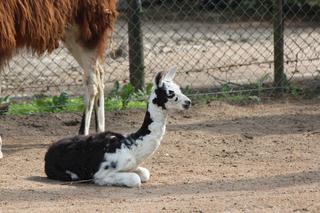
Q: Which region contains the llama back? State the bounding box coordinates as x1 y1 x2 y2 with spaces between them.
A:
0 0 117 63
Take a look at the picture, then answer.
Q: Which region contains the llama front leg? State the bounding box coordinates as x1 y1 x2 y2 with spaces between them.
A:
134 167 150 183
94 96 105 133
94 62 105 133
94 172 141 187
64 26 104 135
83 81 96 135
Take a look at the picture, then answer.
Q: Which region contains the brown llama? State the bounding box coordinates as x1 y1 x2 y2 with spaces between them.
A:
0 0 118 138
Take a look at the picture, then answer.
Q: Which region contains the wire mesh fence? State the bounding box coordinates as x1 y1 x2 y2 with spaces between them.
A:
0 0 320 98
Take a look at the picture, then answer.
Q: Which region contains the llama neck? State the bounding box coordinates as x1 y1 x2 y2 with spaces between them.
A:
128 98 167 163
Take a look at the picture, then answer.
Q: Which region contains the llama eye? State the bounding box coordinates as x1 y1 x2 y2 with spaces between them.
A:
167 90 175 98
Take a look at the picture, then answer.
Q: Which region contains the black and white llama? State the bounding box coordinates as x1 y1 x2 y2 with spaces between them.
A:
44 68 191 187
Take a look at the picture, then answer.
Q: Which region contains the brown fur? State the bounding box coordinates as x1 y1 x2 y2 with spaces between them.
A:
0 0 117 65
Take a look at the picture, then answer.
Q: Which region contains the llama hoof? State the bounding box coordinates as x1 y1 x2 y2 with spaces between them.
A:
135 167 150 183
126 173 141 188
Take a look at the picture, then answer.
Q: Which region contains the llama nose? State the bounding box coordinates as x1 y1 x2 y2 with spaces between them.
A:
183 100 191 109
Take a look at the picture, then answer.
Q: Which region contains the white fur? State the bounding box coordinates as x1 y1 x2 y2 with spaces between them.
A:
66 170 79 180
92 69 190 187
163 67 177 81
132 101 166 164
134 167 150 182
94 172 141 187
92 102 167 187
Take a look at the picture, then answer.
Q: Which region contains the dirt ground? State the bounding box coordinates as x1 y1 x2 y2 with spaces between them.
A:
0 99 320 212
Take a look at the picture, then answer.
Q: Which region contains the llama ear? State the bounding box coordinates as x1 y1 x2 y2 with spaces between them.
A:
153 71 165 87
164 67 177 81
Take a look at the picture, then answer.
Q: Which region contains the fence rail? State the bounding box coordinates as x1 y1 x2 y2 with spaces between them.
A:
0 0 319 98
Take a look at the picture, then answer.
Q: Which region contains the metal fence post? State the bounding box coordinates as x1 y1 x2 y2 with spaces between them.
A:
273 0 286 92
127 0 145 91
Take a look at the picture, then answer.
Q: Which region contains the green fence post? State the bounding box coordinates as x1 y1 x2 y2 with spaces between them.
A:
127 0 145 91
273 0 286 93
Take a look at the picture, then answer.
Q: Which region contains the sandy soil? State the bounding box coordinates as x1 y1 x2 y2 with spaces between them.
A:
0 99 320 212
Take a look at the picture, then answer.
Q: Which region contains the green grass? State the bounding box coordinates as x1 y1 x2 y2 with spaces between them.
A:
2 80 319 115
1 82 151 115
5 97 147 115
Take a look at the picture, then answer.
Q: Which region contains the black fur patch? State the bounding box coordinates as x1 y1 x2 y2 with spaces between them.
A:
130 110 153 140
152 86 168 109
45 131 127 181
78 111 86 135
95 108 98 132
167 90 175 99
155 71 164 87
111 161 117 169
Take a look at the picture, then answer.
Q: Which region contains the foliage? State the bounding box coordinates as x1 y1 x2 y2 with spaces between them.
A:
34 92 69 113
290 85 303 97
217 83 262 104
0 95 11 115
119 83 135 109
182 85 194 95
109 82 153 109
220 83 233 98
0 95 10 105
3 80 318 115
6 83 151 115
8 93 83 115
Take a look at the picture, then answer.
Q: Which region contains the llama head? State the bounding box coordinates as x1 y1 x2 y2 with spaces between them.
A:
152 67 191 110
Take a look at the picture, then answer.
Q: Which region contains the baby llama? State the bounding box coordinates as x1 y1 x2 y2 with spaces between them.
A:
44 68 191 187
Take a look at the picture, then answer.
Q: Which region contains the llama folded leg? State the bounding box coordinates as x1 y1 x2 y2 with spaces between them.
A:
94 172 141 187
134 167 150 183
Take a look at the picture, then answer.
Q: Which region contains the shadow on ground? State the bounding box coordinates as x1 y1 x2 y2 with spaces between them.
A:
1 169 317 203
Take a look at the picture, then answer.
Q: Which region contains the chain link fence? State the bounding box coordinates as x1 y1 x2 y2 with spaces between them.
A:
0 0 320 98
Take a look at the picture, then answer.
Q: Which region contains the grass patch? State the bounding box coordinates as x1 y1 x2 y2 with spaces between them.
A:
2 82 151 115
1 80 319 115
5 97 147 115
